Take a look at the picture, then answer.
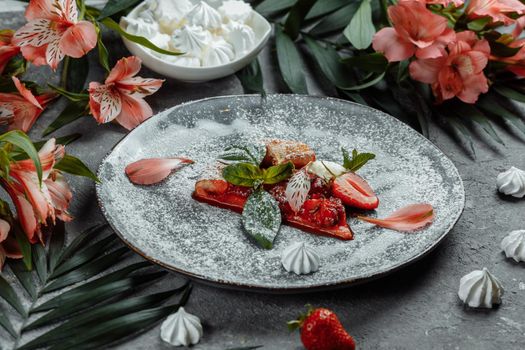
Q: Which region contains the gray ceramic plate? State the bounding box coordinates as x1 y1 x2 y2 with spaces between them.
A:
96 95 464 293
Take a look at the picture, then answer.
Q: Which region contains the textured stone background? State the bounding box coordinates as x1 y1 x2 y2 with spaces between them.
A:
1 6 525 350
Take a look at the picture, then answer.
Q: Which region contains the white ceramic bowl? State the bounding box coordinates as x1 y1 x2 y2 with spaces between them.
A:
119 1 271 82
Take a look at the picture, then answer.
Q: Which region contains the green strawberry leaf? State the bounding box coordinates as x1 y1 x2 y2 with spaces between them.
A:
263 162 294 184
342 147 375 172
219 143 267 166
242 189 281 249
222 163 265 187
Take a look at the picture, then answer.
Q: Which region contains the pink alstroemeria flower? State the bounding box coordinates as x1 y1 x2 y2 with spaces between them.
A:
2 139 73 243
0 219 22 270
409 31 490 103
0 76 56 132
416 0 464 6
372 0 456 62
88 56 164 130
357 204 435 232
466 0 525 26
496 39 525 76
0 30 21 74
13 0 97 70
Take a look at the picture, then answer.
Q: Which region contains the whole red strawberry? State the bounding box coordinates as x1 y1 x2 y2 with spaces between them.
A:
288 306 356 350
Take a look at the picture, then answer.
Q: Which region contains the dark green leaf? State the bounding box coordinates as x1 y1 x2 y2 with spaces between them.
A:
33 134 82 151
236 58 265 96
0 130 42 183
97 32 110 72
219 143 267 166
100 17 183 56
50 234 117 278
342 148 375 171
275 26 308 94
222 163 264 187
284 0 318 40
98 0 141 19
309 2 358 36
0 311 16 338
26 272 166 330
478 94 525 135
494 85 525 103
41 247 129 293
242 189 281 249
341 53 388 73
55 154 100 183
66 56 89 93
8 260 37 300
467 17 491 31
306 0 348 20
443 115 475 156
339 72 385 91
263 162 294 184
32 244 47 283
13 225 32 270
340 90 368 105
3 56 28 77
344 0 375 50
0 274 26 316
453 103 504 145
43 100 88 137
256 0 296 16
48 84 89 102
54 224 108 268
488 40 522 57
48 222 65 273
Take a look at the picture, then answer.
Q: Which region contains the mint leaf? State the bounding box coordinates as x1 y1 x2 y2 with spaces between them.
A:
242 189 281 249
222 163 264 187
263 162 294 184
342 147 375 172
219 143 267 166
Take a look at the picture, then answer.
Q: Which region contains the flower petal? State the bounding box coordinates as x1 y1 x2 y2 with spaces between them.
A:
373 28 415 62
285 169 311 213
115 94 152 130
25 0 60 21
0 45 20 74
59 21 97 58
45 36 65 70
409 57 446 84
20 45 48 66
45 172 73 221
106 56 143 84
0 219 10 243
89 84 122 123
12 76 42 109
357 203 435 232
126 157 194 185
117 77 164 97
13 19 59 48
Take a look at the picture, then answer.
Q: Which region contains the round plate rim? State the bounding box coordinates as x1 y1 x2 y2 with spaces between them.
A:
96 94 465 294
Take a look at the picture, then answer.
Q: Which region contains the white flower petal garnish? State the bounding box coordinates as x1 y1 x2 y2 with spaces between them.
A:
307 160 346 181
458 268 504 308
186 1 222 29
496 166 525 198
501 230 525 263
160 307 203 347
281 242 320 275
285 169 311 213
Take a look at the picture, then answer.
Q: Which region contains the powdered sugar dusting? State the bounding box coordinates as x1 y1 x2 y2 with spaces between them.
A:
97 95 464 290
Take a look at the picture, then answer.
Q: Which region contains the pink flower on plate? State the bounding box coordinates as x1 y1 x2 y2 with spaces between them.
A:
0 30 21 74
88 56 164 130
12 0 97 70
2 139 72 243
409 31 490 103
0 76 56 132
0 219 22 270
125 157 194 185
466 0 525 25
372 0 456 62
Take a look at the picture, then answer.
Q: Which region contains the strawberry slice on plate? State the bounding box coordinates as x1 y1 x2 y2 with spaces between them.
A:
332 172 379 210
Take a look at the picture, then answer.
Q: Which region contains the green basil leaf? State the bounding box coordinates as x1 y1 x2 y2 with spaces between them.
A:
100 17 183 56
263 162 294 184
43 100 88 137
54 154 100 183
341 53 388 73
344 0 375 50
0 130 42 184
236 58 265 96
222 163 264 187
342 147 375 172
98 0 142 19
242 189 281 249
284 0 318 40
220 143 267 166
275 26 308 94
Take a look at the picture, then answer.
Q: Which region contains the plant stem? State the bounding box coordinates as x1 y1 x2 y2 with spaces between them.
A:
60 57 70 90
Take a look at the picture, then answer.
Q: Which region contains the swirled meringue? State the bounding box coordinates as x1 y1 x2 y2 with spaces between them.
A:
223 21 256 58
151 0 192 33
202 39 234 67
123 17 159 39
171 25 211 57
307 160 347 181
458 268 504 308
186 1 222 30
281 242 320 275
160 307 203 346
219 1 253 23
497 166 525 198
501 230 525 263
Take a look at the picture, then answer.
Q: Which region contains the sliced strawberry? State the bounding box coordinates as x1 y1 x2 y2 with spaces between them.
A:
332 172 379 210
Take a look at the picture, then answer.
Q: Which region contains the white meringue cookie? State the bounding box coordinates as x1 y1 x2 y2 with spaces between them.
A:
497 166 525 198
171 25 211 57
170 55 201 67
202 39 235 67
501 230 525 263
281 242 320 275
186 1 222 30
160 307 203 346
458 268 504 308
219 0 253 23
223 21 256 58
123 17 158 39
307 160 347 181
151 0 192 33
150 33 170 50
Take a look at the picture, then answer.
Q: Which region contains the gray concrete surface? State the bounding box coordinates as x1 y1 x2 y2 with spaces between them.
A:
1 9 525 350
